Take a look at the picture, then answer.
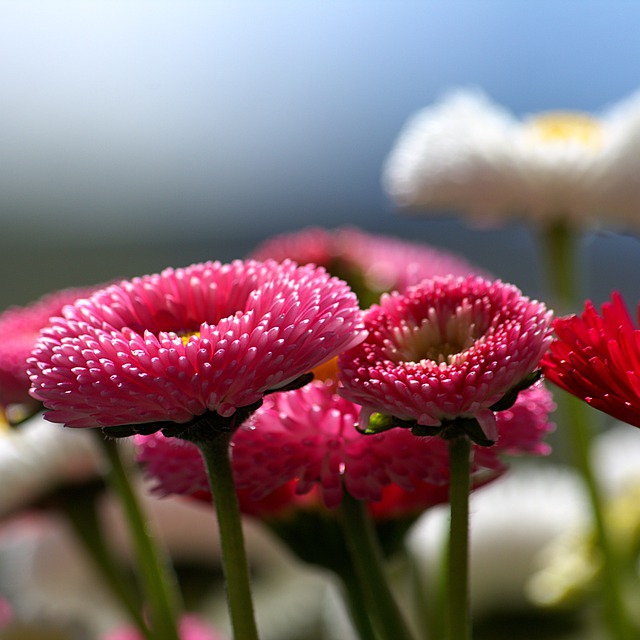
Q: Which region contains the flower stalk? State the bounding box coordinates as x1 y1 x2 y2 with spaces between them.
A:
540 219 635 640
447 435 472 640
339 490 417 640
559 393 635 640
100 437 181 640
57 479 150 638
194 429 260 640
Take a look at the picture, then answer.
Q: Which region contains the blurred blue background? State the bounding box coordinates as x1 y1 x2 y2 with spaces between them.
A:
2 0 640 308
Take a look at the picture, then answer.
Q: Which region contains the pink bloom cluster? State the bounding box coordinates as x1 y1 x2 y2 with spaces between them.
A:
339 275 553 442
0 285 97 409
542 292 640 428
251 226 484 302
137 376 554 511
28 260 366 431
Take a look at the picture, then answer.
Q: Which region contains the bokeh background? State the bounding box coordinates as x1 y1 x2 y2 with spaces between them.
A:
2 0 640 309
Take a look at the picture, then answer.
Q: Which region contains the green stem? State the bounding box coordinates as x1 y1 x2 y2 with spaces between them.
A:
419 536 448 640
58 482 150 638
100 437 181 640
540 219 634 639
196 432 260 640
447 435 471 640
339 491 416 640
560 394 634 640
335 563 379 640
538 220 580 314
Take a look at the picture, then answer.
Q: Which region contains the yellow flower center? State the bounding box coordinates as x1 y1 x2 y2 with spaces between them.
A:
312 357 339 383
180 331 201 345
525 111 602 148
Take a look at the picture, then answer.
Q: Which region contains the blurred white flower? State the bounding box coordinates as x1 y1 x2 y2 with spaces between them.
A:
0 512 123 636
383 89 640 228
0 413 103 517
592 423 640 496
408 463 589 616
527 424 640 609
0 479 332 639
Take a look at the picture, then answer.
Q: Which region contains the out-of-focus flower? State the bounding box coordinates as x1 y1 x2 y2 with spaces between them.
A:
232 379 554 509
102 614 225 640
136 377 553 512
383 88 640 228
233 379 458 509
542 292 640 429
251 226 484 305
0 413 103 518
527 425 640 610
338 275 552 443
136 431 308 518
0 285 98 413
0 496 337 640
28 260 365 435
409 463 590 616
0 513 124 636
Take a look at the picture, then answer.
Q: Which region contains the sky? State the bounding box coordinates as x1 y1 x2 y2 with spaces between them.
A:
2 0 640 303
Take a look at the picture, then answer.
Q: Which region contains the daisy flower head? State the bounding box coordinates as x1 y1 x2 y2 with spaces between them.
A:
136 362 553 514
0 285 98 413
28 260 366 438
137 378 509 511
383 88 640 229
251 226 484 307
135 432 311 518
338 275 553 445
542 292 640 429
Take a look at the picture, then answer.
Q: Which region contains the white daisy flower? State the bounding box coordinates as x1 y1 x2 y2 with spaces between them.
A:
526 425 640 609
408 463 589 616
383 89 640 228
0 413 104 517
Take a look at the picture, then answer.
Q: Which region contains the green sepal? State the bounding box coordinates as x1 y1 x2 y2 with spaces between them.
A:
265 371 314 395
101 399 265 442
412 417 496 447
489 369 542 412
410 424 445 437
357 412 417 435
457 417 495 447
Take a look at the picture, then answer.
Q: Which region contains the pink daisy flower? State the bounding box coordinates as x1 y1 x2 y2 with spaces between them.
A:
102 615 225 640
338 275 553 444
541 292 640 428
27 260 366 435
251 226 485 305
0 285 98 410
136 378 554 511
135 432 311 518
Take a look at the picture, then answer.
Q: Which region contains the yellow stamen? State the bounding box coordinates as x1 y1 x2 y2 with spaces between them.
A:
312 357 339 382
180 331 201 346
525 111 602 148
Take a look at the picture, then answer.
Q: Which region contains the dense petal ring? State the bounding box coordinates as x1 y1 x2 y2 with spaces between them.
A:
28 260 366 429
338 275 552 436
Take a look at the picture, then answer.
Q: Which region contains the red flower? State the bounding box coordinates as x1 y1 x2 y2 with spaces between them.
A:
542 292 640 428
